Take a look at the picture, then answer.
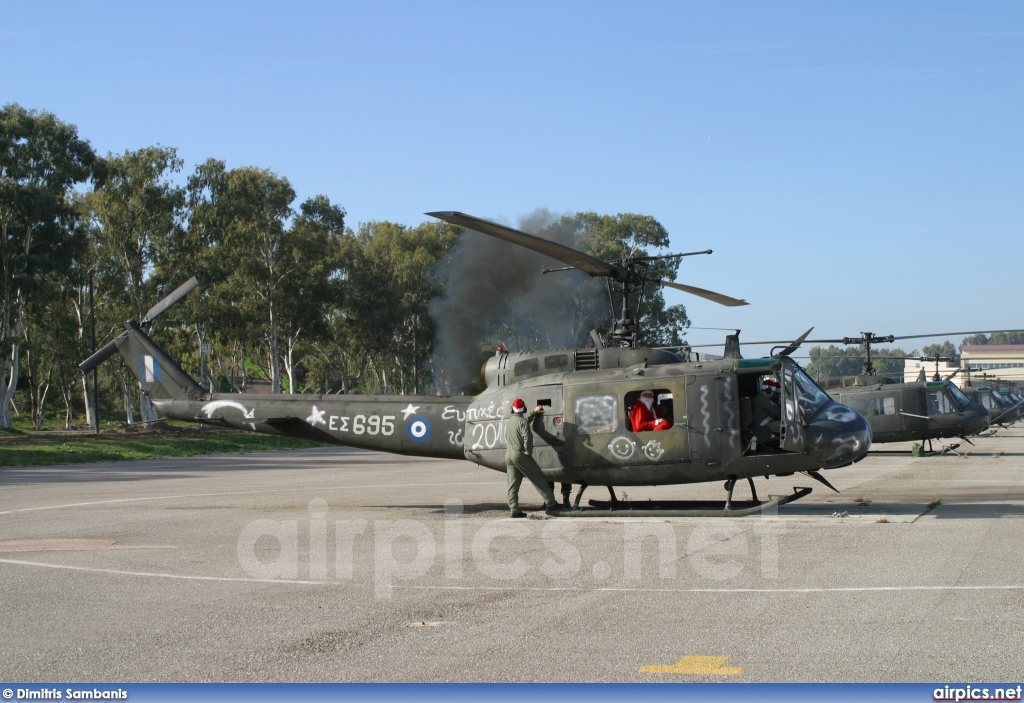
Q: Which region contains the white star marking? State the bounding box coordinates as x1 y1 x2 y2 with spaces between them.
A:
306 406 326 426
401 403 420 420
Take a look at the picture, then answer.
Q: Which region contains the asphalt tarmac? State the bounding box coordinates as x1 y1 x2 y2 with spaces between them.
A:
3 428 1024 683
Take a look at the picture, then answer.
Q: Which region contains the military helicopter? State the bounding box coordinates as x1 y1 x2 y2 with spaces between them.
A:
958 370 1024 428
80 211 872 516
686 330 1024 452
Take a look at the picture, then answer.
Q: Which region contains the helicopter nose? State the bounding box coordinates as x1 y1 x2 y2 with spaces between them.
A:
964 402 989 435
807 401 872 469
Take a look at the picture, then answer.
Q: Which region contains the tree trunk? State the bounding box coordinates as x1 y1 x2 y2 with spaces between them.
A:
286 343 295 394
34 378 50 430
81 373 96 428
0 341 20 429
122 378 135 426
269 300 281 393
62 385 74 429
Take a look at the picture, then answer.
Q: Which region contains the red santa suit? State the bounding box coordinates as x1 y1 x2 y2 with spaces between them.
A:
630 396 673 432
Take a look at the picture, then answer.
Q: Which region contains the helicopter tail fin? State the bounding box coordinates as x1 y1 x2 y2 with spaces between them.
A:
80 321 204 402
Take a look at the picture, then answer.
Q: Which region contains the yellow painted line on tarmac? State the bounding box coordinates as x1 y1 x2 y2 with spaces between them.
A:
640 655 742 676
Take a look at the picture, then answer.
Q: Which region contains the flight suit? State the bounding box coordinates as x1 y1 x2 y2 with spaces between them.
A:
505 410 558 514
750 390 781 434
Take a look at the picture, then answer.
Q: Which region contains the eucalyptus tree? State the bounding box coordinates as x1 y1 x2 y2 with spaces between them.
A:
84 145 185 423
277 195 346 392
574 211 691 347
186 160 349 394
0 104 96 428
186 161 295 392
343 220 459 394
23 272 80 428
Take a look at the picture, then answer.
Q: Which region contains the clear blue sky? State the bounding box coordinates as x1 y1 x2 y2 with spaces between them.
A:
3 1 1022 352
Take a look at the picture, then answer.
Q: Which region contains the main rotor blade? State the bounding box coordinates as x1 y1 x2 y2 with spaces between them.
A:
686 337 841 349
775 327 814 358
426 211 626 279
142 276 199 324
654 279 748 307
892 328 1024 341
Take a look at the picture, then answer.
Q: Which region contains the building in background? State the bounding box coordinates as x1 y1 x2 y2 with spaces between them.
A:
959 345 1024 388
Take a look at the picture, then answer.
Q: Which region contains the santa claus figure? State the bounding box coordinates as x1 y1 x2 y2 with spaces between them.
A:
629 390 673 432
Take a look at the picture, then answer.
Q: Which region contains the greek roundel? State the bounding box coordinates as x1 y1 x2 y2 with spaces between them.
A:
406 416 431 442
140 355 162 382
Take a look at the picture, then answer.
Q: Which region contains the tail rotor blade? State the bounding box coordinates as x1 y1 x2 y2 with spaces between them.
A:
79 334 126 374
143 276 199 324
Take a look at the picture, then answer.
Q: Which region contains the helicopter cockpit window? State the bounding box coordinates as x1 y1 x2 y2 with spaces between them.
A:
947 384 972 411
991 390 1007 405
573 394 619 435
793 368 831 420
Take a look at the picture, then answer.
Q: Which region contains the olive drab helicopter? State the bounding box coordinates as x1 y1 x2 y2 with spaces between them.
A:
80 211 873 517
958 369 1024 429
687 330 1024 454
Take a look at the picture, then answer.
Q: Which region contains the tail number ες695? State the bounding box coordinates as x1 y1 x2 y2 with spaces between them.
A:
334 415 395 435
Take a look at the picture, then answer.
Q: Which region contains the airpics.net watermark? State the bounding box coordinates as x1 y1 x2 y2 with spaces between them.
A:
236 498 785 598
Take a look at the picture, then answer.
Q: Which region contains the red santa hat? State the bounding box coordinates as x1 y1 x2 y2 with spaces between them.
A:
511 398 527 414
760 378 780 390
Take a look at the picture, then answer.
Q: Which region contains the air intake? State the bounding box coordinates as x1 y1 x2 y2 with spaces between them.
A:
575 349 599 371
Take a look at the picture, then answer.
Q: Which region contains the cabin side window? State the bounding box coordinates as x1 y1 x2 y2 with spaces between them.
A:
573 394 619 435
624 389 674 431
841 395 869 416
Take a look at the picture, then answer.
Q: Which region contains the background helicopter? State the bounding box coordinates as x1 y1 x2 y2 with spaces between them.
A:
686 329 1024 452
81 211 872 515
956 368 1024 428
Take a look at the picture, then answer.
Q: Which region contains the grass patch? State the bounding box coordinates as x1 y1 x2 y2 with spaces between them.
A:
928 495 943 510
0 426 321 467
876 516 889 524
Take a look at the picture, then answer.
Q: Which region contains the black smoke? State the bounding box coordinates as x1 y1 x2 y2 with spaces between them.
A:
428 209 609 394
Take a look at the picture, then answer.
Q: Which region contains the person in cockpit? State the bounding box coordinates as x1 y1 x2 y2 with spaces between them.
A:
751 378 782 435
630 390 673 432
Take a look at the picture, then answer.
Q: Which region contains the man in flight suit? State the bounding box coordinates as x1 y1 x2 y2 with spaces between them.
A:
751 378 782 435
505 398 560 517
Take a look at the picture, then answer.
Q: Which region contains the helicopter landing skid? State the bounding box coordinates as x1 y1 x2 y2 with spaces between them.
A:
577 486 812 517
